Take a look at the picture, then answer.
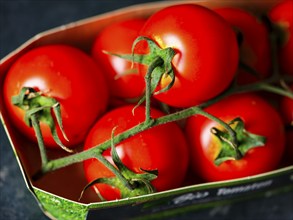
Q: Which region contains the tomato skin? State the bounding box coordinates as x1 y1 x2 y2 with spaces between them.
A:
83 105 189 201
269 0 293 75
185 93 285 182
92 19 146 100
3 44 109 148
215 7 271 84
137 4 239 107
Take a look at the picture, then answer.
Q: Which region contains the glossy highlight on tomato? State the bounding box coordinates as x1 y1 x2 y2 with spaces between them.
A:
136 4 239 107
3 44 109 148
92 19 146 101
83 105 189 201
185 93 285 182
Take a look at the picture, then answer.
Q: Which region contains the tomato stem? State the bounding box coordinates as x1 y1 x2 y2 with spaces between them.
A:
234 77 293 98
109 127 136 190
79 127 157 201
94 153 133 190
31 31 293 181
12 87 73 152
33 105 238 178
211 127 243 160
261 83 293 98
31 114 48 167
32 73 293 180
212 118 266 166
145 56 164 123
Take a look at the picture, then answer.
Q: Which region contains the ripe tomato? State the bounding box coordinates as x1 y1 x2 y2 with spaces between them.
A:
83 105 189 201
185 93 285 182
3 44 109 148
92 19 146 101
136 4 239 107
215 7 271 84
269 0 293 75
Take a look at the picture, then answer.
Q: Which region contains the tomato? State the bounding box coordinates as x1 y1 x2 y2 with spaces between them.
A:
83 105 189 201
215 7 271 84
135 4 239 107
280 85 293 125
92 19 146 102
185 93 285 182
3 44 109 148
269 0 293 75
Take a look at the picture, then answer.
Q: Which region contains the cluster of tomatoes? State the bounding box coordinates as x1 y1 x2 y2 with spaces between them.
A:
3 1 292 201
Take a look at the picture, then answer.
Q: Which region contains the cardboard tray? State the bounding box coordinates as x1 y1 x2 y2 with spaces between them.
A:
0 1 292 219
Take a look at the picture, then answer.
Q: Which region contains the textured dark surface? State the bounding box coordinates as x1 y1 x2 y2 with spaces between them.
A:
0 1 293 220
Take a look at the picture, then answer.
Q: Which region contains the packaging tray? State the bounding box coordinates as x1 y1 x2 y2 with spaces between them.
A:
0 1 292 219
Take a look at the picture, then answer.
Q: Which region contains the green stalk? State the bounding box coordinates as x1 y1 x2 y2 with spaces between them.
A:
259 83 293 98
234 80 293 98
32 67 293 181
145 57 164 123
31 32 293 181
34 104 238 179
94 153 133 190
31 114 48 167
33 122 146 178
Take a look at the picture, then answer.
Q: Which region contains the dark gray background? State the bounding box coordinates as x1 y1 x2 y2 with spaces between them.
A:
0 1 292 219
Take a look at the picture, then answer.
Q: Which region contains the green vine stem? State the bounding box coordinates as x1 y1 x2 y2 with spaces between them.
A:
233 77 293 98
29 67 291 182
12 87 73 153
31 114 48 167
32 76 292 181
32 88 252 179
29 30 293 182
93 151 133 190
144 56 164 123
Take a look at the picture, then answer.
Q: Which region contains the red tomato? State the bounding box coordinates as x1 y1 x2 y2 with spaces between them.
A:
185 93 285 182
136 4 239 107
280 85 293 125
269 0 293 75
215 7 271 84
83 105 189 201
92 19 146 101
3 44 109 148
